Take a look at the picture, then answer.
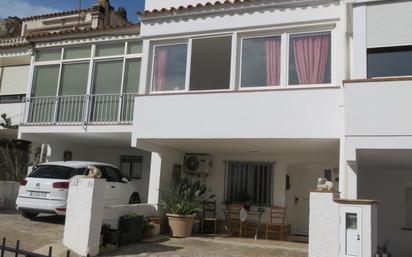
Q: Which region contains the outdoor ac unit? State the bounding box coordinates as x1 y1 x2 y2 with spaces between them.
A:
184 154 212 175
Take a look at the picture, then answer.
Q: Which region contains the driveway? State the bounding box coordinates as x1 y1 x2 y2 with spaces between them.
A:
0 211 307 257
0 211 70 257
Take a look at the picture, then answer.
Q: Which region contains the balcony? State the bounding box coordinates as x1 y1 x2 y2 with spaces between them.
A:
23 93 137 126
344 77 412 136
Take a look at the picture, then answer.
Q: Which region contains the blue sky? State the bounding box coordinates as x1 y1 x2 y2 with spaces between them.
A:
0 0 145 23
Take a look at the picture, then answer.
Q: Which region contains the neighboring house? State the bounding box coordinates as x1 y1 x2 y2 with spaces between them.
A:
16 1 152 203
344 0 412 256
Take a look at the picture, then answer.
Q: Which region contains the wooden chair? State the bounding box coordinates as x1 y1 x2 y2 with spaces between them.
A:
265 206 288 240
226 204 247 237
201 200 217 234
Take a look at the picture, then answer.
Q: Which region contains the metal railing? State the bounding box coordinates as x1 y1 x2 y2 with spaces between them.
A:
23 93 137 125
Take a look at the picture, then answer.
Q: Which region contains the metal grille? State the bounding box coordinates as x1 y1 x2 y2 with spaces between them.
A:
119 155 143 180
224 162 274 206
24 93 137 125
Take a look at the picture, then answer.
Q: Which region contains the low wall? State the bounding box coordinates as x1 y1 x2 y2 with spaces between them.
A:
103 204 157 229
309 191 377 257
0 181 19 210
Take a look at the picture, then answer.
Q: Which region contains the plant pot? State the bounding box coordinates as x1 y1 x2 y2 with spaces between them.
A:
166 214 195 238
143 228 153 239
119 215 144 233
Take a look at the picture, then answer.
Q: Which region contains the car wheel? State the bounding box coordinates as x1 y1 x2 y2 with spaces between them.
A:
21 211 39 219
129 193 141 204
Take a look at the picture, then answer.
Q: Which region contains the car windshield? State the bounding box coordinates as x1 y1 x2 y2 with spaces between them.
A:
28 165 75 179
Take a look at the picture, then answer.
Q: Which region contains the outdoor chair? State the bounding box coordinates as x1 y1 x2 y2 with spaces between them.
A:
201 200 218 234
265 205 288 240
225 203 247 237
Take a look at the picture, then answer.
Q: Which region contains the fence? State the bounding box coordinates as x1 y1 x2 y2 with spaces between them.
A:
0 238 89 257
23 93 137 126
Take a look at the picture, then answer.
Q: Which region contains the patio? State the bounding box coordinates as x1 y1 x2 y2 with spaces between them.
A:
103 236 308 257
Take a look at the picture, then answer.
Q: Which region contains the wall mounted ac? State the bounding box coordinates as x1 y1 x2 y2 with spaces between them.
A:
184 154 212 175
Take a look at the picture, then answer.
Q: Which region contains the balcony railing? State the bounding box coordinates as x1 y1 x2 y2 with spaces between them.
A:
23 93 137 125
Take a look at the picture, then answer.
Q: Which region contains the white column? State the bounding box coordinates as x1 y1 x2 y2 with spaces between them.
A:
346 161 358 199
352 4 367 79
339 137 347 198
147 152 162 206
63 177 105 257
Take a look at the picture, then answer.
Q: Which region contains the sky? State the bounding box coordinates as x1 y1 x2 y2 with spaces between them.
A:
0 0 145 23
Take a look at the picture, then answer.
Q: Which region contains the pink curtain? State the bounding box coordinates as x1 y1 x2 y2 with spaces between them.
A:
292 34 330 84
265 37 281 86
153 49 168 91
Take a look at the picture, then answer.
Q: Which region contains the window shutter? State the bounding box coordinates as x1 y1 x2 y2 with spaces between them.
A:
0 65 29 95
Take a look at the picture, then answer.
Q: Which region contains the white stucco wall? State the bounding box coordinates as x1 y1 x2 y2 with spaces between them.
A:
345 80 412 137
133 88 343 140
309 192 377 257
358 166 412 257
0 103 25 126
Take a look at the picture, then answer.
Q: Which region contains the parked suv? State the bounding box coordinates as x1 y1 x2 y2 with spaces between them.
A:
16 161 141 218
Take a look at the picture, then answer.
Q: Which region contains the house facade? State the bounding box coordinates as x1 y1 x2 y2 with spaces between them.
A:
135 0 348 237
4 0 412 256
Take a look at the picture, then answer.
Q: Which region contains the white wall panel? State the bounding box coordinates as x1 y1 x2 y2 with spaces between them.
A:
0 65 29 95
367 1 412 47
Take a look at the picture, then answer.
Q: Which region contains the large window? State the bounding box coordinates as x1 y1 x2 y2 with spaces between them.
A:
289 32 331 85
241 36 281 87
30 41 142 124
367 46 412 78
119 155 143 180
190 37 232 91
151 30 333 93
224 162 274 206
152 44 188 91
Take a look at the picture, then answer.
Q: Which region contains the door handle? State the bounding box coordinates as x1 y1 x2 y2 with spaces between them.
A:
111 186 116 188
295 197 299 205
357 234 360 241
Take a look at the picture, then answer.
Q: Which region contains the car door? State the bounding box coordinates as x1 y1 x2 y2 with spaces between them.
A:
103 166 130 205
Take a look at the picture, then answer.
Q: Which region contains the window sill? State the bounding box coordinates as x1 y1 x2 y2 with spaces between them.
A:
146 84 339 96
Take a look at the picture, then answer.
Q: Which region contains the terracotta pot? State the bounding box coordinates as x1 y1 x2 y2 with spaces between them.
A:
166 214 195 238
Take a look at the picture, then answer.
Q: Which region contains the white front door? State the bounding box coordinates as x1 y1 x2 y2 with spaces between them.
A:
294 171 322 235
340 207 363 257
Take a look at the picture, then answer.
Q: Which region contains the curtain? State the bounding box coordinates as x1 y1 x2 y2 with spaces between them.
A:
153 49 168 91
265 37 281 86
292 34 330 84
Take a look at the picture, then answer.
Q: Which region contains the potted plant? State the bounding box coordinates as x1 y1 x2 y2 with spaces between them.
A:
143 219 155 239
160 179 213 238
118 212 144 246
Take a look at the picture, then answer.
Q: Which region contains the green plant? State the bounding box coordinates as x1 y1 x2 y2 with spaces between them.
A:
144 219 155 230
127 212 141 218
160 179 214 215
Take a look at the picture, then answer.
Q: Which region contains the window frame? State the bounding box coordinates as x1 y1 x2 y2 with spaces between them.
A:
149 26 336 94
150 34 235 94
31 41 143 99
224 161 274 207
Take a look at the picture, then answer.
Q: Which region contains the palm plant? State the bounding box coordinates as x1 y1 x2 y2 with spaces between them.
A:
160 179 214 215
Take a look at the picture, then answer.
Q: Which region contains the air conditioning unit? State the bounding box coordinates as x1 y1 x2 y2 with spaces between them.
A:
184 154 212 175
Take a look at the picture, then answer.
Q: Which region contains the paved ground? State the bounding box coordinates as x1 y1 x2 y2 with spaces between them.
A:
0 211 307 257
103 236 308 257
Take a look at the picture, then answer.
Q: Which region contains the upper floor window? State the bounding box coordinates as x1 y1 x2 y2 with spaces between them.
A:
241 36 281 87
152 44 187 91
151 29 333 93
289 32 331 85
367 46 412 78
152 36 232 92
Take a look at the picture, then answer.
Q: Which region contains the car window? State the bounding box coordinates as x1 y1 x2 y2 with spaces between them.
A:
29 165 74 179
102 166 122 182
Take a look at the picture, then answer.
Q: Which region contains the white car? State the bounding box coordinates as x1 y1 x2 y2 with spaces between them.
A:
16 161 141 218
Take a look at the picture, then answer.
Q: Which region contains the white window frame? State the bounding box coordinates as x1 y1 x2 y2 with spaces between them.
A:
147 24 337 94
149 34 235 94
32 41 143 98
